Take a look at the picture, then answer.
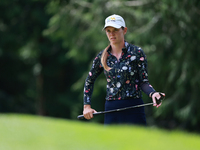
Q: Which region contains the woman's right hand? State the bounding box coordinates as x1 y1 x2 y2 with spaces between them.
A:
83 105 97 120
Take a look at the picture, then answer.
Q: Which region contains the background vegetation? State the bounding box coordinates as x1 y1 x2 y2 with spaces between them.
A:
0 0 199 132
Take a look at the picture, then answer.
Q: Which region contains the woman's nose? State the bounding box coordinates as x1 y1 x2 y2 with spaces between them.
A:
110 31 115 35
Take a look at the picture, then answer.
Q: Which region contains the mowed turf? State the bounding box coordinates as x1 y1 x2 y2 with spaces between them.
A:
0 114 199 150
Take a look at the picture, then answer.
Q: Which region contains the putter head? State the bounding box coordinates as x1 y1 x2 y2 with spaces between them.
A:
155 93 165 105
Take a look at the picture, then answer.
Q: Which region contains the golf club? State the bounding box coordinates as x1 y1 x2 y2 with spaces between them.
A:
77 93 165 119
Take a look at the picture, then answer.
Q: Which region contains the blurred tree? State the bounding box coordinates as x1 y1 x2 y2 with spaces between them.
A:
0 0 42 113
0 0 77 117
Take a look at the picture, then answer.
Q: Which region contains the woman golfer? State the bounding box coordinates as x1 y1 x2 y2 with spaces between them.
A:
83 14 165 125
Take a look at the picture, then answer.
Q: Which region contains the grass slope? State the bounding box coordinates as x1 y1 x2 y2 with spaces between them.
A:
0 114 200 150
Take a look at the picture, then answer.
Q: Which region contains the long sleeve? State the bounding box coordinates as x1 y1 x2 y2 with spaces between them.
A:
140 82 156 96
136 47 149 84
83 52 104 105
136 47 156 96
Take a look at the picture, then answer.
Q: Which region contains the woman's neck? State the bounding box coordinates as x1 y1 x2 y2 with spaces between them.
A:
110 41 125 61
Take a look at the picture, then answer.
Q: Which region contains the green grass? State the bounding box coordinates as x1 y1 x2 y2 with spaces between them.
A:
0 114 200 150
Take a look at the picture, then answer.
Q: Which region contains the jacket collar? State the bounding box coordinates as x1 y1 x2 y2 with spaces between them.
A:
107 41 129 54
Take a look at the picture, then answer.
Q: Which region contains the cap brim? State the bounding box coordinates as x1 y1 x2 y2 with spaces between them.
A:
102 23 122 30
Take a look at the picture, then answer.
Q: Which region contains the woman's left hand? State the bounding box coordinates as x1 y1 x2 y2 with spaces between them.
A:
151 92 165 108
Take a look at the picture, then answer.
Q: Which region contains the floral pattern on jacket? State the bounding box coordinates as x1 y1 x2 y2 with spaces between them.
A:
84 42 149 105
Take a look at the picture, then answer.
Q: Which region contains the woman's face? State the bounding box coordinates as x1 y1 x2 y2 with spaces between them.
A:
105 26 127 45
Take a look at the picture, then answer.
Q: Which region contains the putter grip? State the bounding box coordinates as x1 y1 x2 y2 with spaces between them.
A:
77 112 102 119
155 93 165 104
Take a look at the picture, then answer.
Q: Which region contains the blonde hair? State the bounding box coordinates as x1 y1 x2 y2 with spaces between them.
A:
101 27 125 71
101 45 111 71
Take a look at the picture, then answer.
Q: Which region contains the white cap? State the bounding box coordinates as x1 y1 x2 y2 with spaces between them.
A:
103 14 126 30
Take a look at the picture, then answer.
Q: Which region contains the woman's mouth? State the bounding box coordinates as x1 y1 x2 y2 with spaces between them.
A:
110 37 116 40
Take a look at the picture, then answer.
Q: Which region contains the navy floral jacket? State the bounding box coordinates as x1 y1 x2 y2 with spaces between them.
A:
84 41 154 105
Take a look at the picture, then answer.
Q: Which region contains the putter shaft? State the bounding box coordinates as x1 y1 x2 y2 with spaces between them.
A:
77 102 154 119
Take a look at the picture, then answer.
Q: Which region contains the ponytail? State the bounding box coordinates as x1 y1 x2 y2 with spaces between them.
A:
101 45 111 71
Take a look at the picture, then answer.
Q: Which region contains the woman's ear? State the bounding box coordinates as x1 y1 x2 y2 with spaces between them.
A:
123 27 128 35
